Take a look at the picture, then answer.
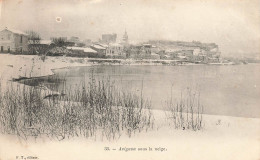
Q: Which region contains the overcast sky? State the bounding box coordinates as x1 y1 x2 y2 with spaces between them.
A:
0 0 260 57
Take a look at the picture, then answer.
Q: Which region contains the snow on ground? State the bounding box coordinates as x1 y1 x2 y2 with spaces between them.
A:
0 110 259 160
0 54 91 81
0 54 260 160
0 54 91 95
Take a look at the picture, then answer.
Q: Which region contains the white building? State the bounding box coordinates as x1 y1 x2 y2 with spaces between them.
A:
67 46 97 53
0 28 28 53
193 48 201 56
105 43 124 57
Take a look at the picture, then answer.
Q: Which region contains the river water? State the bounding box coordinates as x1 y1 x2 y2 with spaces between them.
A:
49 64 260 118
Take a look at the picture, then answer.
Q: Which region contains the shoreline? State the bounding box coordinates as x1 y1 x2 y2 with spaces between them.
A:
1 54 259 119
1 54 260 160
0 54 260 124
0 54 252 81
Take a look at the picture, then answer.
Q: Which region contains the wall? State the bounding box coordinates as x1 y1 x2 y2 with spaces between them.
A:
106 45 123 56
0 30 28 53
0 30 14 52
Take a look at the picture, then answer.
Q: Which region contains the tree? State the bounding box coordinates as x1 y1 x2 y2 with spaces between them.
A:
52 37 67 47
26 30 53 62
26 30 41 55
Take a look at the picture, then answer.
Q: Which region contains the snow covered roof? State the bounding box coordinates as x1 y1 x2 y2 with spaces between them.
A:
210 48 218 52
109 43 122 47
91 44 106 50
165 49 182 53
2 28 28 36
67 47 97 53
97 44 108 48
67 47 84 50
178 55 186 59
163 55 171 58
83 47 97 53
40 40 52 45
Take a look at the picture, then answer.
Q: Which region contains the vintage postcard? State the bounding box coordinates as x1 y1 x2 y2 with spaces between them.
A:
0 0 259 160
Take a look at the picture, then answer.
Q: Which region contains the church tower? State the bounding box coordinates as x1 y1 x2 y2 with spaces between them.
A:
122 29 128 44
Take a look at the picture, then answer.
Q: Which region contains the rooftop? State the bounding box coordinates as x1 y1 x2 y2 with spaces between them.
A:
1 28 28 36
109 43 122 47
40 40 52 45
67 47 97 53
91 44 106 50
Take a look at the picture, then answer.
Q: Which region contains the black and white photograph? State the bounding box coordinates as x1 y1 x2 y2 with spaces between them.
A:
0 0 259 159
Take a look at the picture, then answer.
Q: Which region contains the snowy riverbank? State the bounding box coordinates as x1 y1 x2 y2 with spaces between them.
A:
0 112 259 160
0 54 92 81
0 54 259 160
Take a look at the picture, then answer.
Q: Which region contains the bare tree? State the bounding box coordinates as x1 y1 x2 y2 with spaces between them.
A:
52 37 67 47
26 30 52 61
26 30 41 55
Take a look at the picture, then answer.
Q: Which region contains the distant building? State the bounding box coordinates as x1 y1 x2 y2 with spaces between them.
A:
67 47 97 53
64 46 99 57
69 36 80 43
151 45 160 54
90 44 107 55
40 40 52 45
193 48 201 56
101 33 117 44
125 44 161 59
83 39 92 46
150 53 160 59
30 39 52 49
106 43 124 57
122 30 128 44
141 44 152 55
0 28 28 53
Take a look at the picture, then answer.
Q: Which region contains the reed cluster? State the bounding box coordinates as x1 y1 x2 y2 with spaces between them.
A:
165 88 204 131
0 76 153 140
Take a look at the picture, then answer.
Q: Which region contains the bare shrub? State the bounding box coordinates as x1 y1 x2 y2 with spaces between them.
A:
165 88 204 131
0 76 153 140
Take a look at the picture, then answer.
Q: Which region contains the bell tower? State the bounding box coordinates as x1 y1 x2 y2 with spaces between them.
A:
122 29 128 44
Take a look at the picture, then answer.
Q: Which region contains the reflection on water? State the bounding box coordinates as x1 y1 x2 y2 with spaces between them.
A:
46 64 260 118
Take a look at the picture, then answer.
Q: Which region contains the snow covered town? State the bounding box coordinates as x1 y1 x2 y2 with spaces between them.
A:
0 27 222 64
